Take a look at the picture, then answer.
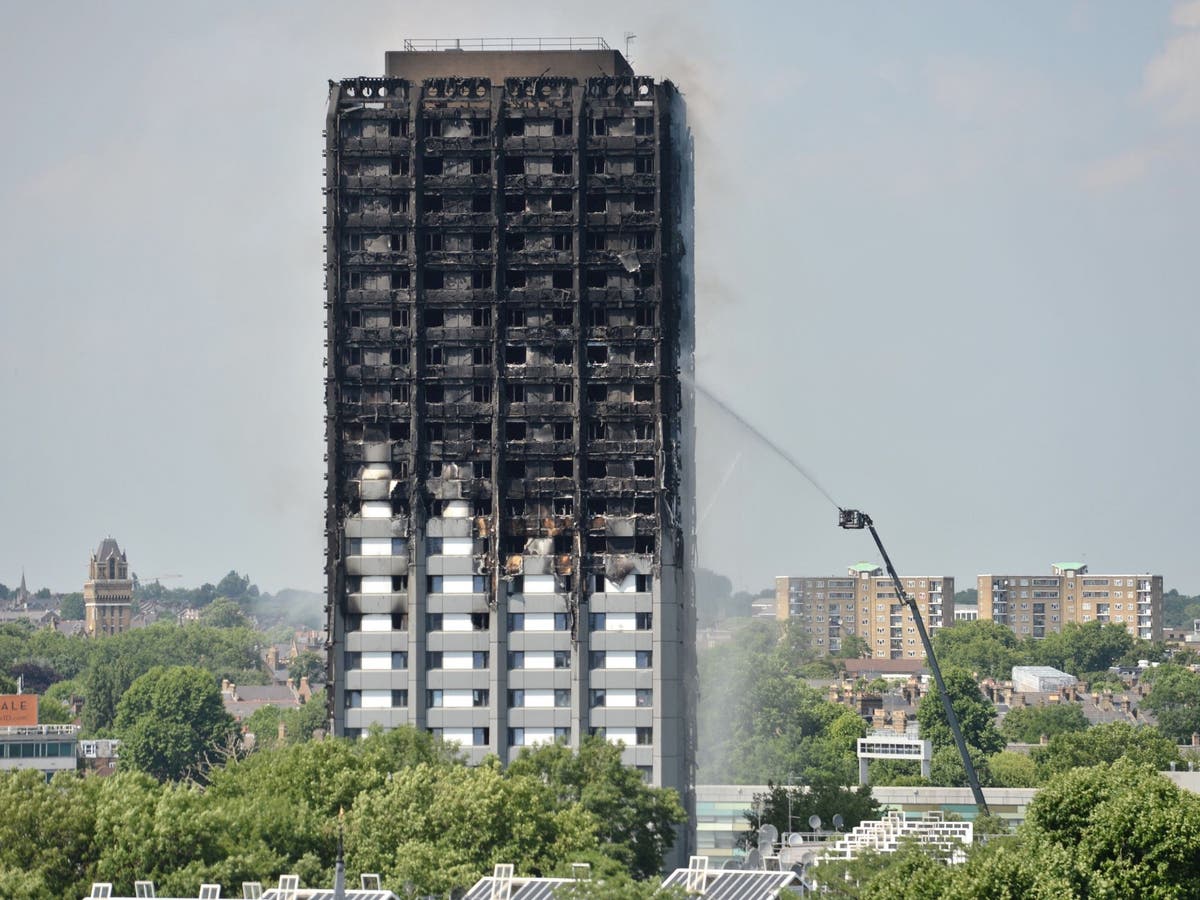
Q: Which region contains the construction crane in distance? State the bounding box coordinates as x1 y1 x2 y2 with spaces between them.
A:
838 508 990 815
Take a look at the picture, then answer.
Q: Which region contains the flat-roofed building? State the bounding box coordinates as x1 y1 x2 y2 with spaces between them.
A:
774 566 954 659
978 564 1162 642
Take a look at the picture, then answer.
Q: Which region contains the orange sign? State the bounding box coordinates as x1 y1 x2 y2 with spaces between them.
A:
0 695 37 726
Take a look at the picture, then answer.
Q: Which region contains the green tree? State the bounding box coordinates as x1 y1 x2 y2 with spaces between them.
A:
1021 760 1200 897
1031 621 1134 678
115 666 236 781
698 619 864 783
1141 665 1200 743
999 703 1089 744
1032 721 1181 780
928 745 993 788
834 635 872 659
0 769 102 899
507 736 684 878
59 592 85 619
199 597 250 629
987 751 1039 788
348 761 601 896
930 620 1020 680
916 669 1004 756
289 650 328 685
80 622 264 733
216 570 253 601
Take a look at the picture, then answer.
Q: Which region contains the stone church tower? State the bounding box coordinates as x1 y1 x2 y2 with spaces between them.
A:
84 538 133 637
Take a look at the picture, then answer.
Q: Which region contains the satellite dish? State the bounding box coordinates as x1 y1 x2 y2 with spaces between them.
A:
746 849 764 871
832 814 845 831
759 823 779 846
808 815 823 831
721 859 741 871
788 833 804 847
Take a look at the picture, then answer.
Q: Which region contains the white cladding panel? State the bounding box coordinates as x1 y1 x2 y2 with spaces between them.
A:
606 651 636 669
361 614 392 631
361 651 391 670
524 650 557 670
605 612 637 632
443 613 474 632
606 689 637 708
524 574 555 594
361 690 392 709
443 575 475 594
607 727 637 745
362 538 393 556
443 500 471 518
524 612 557 632
443 537 474 556
524 728 556 746
443 727 475 744
362 501 392 519
443 651 475 670
523 689 555 709
362 577 392 595
443 690 474 709
604 573 637 593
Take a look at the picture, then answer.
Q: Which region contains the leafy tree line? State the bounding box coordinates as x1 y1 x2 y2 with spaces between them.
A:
136 570 324 631
811 760 1200 898
698 619 866 783
930 618 1170 683
0 619 267 734
0 730 683 900
868 662 1189 789
1162 588 1200 629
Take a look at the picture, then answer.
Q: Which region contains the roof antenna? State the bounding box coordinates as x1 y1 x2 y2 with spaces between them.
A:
624 32 636 64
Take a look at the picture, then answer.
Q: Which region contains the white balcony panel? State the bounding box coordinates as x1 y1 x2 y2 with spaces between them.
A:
606 651 636 669
524 650 557 670
362 576 393 594
443 575 475 594
606 689 637 708
443 690 474 709
362 502 392 519
524 574 555 594
362 538 393 556
523 689 555 709
361 690 392 709
361 651 391 670
443 500 471 518
443 613 474 632
443 537 474 556
443 651 475 670
605 612 637 632
524 612 557 632
361 614 392 632
607 727 637 745
604 573 637 593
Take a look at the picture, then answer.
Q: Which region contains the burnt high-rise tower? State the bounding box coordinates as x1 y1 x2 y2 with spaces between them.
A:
324 40 694 849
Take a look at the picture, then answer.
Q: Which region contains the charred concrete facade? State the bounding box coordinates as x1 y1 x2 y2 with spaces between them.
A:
323 45 695 848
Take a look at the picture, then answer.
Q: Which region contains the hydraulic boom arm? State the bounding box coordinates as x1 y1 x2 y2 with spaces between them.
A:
838 509 990 815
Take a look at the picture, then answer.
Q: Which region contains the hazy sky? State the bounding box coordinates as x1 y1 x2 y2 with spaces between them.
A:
1 2 1197 596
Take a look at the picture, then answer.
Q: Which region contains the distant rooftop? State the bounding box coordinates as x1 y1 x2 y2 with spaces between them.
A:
849 562 882 573
384 38 633 81
1053 562 1088 572
402 37 611 52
